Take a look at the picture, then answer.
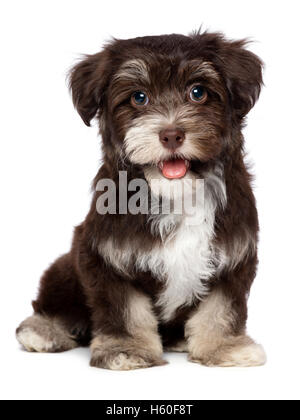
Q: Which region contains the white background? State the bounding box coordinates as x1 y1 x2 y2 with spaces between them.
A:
1 0 299 401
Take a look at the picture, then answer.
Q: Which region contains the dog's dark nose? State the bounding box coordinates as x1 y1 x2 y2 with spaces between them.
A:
159 128 185 150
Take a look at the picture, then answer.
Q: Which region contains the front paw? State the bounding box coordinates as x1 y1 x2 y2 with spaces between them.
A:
90 335 166 371
189 340 266 368
90 349 166 371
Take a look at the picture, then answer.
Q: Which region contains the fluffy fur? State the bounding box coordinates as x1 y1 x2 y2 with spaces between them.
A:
16 31 266 369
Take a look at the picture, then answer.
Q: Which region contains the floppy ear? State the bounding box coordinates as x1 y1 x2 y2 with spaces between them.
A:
219 39 263 120
69 50 110 126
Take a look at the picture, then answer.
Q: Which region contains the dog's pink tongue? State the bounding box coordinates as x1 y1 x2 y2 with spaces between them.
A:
161 159 187 179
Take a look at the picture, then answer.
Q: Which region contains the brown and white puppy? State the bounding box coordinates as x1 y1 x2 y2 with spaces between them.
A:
16 32 266 370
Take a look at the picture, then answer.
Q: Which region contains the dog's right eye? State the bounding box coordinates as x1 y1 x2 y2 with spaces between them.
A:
131 91 149 106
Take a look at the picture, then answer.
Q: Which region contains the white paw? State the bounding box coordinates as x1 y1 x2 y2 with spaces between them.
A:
218 343 267 367
16 328 54 353
107 353 150 371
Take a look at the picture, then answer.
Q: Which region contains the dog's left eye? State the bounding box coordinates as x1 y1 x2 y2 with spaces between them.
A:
189 85 207 103
131 91 149 106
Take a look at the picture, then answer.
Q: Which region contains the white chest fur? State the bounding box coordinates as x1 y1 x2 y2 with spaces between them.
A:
137 212 217 322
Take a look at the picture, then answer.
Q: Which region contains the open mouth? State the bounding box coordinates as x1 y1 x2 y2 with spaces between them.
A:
158 158 190 179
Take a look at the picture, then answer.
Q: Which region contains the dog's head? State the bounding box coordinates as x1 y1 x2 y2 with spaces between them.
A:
69 32 263 179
